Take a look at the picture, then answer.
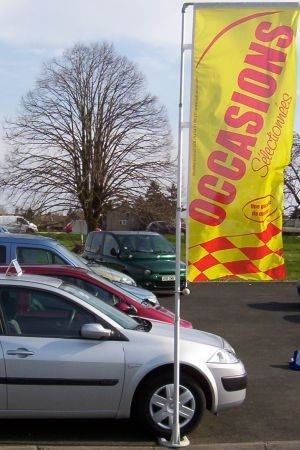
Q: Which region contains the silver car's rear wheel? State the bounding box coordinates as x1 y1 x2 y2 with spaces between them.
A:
133 372 206 437
149 383 196 430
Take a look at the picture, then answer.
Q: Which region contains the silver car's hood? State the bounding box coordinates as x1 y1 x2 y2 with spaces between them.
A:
148 321 223 348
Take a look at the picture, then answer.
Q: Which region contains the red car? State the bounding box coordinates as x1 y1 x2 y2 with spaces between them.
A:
2 265 193 328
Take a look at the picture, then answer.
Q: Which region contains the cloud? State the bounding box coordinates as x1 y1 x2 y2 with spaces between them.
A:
0 0 298 137
0 0 298 50
0 0 182 48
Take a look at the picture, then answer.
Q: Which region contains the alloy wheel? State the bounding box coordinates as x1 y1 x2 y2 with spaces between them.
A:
149 383 196 430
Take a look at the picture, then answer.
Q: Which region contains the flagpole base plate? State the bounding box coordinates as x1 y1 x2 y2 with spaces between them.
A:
158 435 190 448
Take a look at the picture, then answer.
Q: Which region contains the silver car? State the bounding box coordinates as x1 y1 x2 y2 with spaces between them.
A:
0 274 247 437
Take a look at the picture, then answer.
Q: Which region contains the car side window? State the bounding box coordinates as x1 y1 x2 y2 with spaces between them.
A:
17 247 65 265
53 253 66 264
84 233 93 251
59 275 115 306
80 279 116 305
0 246 6 264
0 287 97 338
90 233 103 253
103 235 119 257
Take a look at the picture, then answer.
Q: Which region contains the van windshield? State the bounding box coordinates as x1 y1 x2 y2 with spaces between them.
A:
117 234 175 254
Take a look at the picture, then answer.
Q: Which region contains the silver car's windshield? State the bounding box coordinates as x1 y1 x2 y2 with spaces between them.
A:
60 283 138 330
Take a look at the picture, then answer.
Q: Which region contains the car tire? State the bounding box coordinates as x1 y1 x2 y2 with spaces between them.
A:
133 371 206 438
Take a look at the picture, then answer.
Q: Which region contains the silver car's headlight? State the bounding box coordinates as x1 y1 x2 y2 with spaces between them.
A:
222 339 236 354
207 349 239 364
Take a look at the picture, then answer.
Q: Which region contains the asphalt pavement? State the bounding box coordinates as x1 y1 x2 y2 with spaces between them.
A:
0 281 299 448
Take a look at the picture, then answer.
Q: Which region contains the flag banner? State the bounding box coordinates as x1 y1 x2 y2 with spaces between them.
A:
188 5 299 282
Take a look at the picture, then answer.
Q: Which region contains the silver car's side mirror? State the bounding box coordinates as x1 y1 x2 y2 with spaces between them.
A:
81 323 112 340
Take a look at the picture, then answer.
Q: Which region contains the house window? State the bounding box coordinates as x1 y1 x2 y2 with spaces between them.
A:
120 219 127 225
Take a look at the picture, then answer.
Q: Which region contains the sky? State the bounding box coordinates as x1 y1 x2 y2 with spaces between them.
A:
0 0 299 206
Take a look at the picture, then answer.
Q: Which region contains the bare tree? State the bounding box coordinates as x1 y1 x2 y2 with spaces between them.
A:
133 181 177 229
1 43 173 230
284 133 300 216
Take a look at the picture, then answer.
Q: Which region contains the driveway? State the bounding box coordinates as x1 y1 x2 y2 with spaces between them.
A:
162 281 300 444
0 281 299 446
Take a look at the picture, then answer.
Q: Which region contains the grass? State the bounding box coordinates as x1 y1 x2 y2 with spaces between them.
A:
282 235 300 280
38 231 300 281
39 232 84 251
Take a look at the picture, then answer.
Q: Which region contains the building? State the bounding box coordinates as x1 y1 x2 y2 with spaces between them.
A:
105 204 140 231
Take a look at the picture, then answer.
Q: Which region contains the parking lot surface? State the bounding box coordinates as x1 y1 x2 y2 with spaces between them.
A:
163 281 300 445
0 281 299 447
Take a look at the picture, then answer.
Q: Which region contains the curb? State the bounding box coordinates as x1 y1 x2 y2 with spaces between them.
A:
1 442 300 450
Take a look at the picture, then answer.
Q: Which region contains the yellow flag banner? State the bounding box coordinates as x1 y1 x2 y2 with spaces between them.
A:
188 6 299 282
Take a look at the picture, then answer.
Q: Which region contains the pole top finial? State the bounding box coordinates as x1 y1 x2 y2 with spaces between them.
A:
182 2 194 13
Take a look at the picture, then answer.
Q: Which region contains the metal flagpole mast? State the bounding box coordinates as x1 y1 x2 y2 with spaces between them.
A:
159 2 193 448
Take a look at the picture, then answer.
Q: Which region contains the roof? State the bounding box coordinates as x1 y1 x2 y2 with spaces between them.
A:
0 264 137 300
0 233 56 242
12 265 89 276
90 231 159 236
0 273 63 288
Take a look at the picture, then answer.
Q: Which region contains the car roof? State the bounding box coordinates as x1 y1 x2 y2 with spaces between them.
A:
0 233 56 243
13 265 88 276
13 264 128 291
92 231 159 236
0 273 63 288
1 264 123 291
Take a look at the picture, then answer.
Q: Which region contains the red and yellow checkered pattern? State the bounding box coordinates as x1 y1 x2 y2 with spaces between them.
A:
188 223 286 281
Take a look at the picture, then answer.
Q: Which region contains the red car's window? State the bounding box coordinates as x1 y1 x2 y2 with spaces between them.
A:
0 246 6 264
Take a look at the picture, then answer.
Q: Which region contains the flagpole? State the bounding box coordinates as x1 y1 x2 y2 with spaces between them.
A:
158 2 193 448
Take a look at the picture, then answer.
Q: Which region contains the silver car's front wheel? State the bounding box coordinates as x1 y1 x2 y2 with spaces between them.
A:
149 383 196 430
133 372 206 437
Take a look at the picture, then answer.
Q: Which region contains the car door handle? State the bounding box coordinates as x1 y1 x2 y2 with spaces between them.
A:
6 348 35 358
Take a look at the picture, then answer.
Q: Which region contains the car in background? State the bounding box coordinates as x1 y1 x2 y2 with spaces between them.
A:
0 234 157 303
2 265 191 328
82 231 186 291
146 219 186 235
86 260 159 304
0 215 38 233
146 221 176 234
0 273 247 437
78 256 136 286
113 280 158 305
64 222 73 233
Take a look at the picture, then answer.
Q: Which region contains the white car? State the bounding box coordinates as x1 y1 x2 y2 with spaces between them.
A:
0 215 38 233
0 274 247 437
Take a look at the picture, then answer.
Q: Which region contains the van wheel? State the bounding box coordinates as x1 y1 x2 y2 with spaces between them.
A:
133 372 206 438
